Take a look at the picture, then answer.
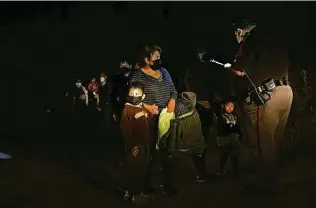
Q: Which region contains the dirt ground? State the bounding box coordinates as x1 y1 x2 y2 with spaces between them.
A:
1 113 316 208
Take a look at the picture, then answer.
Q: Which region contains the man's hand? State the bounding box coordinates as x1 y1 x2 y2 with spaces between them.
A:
232 69 246 76
113 113 117 121
224 63 232 68
167 98 175 113
131 146 139 156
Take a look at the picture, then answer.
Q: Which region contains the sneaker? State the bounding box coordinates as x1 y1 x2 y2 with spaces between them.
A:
124 190 132 200
161 185 179 197
196 175 207 183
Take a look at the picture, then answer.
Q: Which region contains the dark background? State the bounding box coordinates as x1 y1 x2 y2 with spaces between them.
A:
1 2 316 207
0 1 314 136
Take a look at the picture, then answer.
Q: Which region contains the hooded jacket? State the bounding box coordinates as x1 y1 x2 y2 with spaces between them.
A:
158 92 205 155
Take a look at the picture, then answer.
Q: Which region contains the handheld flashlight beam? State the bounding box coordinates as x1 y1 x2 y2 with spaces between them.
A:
209 59 224 66
208 58 260 100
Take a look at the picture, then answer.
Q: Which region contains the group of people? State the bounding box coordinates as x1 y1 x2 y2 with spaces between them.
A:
65 18 294 204
65 60 134 127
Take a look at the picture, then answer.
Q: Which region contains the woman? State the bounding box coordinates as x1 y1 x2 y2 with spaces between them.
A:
130 45 178 197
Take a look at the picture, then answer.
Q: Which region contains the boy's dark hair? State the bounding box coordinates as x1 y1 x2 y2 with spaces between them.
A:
129 81 145 92
223 100 235 105
137 45 162 68
219 100 235 114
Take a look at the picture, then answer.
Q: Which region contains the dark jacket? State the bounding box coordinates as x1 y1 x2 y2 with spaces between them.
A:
111 73 130 115
217 112 240 137
167 92 205 155
233 26 290 94
98 81 112 107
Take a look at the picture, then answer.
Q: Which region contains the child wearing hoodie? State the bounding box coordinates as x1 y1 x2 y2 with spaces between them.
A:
169 92 207 183
120 81 151 203
216 100 241 177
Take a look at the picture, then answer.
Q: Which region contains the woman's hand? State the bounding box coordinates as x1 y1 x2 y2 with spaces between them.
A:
167 98 176 113
144 103 159 115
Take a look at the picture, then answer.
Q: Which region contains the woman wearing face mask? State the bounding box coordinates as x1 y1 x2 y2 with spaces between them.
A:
130 45 178 197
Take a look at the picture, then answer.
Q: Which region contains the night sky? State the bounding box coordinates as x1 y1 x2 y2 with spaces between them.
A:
0 1 315 134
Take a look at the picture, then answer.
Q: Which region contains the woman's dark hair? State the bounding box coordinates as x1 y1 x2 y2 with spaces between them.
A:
137 45 162 68
129 81 145 92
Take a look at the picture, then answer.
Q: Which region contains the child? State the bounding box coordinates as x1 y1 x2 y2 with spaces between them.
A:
216 100 241 177
120 81 150 203
163 92 207 183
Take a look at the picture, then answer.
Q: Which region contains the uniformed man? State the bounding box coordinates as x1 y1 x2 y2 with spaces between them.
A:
230 18 293 195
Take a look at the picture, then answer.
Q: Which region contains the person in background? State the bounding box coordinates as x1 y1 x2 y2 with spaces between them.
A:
66 79 89 136
120 81 151 204
87 77 100 110
134 62 141 71
111 58 133 165
216 99 241 177
98 73 113 129
130 45 178 197
71 79 89 113
112 57 133 122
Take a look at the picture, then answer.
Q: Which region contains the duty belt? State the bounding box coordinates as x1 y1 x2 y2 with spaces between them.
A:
274 77 290 87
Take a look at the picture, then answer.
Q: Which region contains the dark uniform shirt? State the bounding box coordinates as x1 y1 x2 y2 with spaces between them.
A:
233 26 289 90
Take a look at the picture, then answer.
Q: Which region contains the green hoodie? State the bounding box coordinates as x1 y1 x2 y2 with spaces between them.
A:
158 92 205 155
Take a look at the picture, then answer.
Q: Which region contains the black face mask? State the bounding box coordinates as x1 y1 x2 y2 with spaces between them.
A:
119 67 130 74
151 59 162 71
127 95 143 105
